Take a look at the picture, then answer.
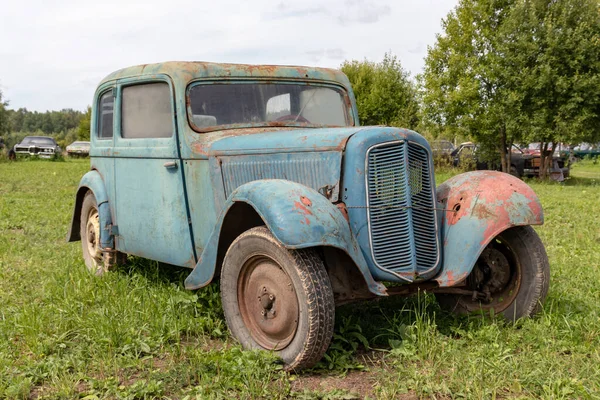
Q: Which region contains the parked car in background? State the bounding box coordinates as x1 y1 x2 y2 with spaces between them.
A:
452 142 569 179
66 141 91 157
13 136 61 159
68 61 550 371
572 143 600 160
431 140 455 165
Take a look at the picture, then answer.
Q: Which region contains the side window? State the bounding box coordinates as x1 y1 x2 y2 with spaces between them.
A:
98 91 114 139
121 82 173 139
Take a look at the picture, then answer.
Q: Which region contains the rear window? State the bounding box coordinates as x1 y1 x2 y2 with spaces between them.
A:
121 82 173 139
187 82 351 132
98 91 114 139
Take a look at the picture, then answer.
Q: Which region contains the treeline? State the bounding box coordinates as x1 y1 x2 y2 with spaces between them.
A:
0 90 87 149
6 108 84 135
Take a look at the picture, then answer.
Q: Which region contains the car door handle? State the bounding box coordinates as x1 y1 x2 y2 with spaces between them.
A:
163 161 178 169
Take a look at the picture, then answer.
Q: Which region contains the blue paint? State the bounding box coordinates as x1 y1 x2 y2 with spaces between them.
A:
67 170 113 249
341 127 442 282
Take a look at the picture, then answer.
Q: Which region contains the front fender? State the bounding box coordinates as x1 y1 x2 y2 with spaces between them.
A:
435 171 543 286
184 179 386 296
66 170 114 249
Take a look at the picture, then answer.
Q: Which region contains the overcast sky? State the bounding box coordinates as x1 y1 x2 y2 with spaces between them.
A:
0 0 457 112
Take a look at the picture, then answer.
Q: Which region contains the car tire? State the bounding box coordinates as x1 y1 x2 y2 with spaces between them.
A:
80 192 124 275
437 226 549 321
220 226 335 371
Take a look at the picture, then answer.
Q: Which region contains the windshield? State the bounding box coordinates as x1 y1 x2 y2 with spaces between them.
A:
187 82 352 132
21 137 56 146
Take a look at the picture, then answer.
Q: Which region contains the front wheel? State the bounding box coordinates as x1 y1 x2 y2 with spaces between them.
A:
220 226 335 371
437 226 549 320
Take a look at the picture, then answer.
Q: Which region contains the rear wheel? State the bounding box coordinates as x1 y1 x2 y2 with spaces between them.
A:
80 192 126 274
437 226 549 320
220 226 335 371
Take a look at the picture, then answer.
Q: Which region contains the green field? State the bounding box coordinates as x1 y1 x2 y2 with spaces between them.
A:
0 159 599 399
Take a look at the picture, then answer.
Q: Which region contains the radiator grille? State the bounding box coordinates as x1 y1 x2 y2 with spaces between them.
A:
366 141 439 276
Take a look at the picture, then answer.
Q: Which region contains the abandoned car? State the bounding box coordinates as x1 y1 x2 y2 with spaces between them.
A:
66 141 91 157
452 141 569 179
68 62 550 371
13 136 61 158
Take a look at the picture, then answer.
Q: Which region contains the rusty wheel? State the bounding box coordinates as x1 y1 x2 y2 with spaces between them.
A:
220 226 335 371
237 255 300 349
79 192 122 275
437 226 549 320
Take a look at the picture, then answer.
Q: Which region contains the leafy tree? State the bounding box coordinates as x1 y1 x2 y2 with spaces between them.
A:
421 0 519 173
502 0 600 177
421 0 600 178
0 89 8 134
78 106 91 140
341 53 419 129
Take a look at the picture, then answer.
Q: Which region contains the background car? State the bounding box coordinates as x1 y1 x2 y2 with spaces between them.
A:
13 136 61 159
66 141 90 157
572 143 600 160
452 142 569 179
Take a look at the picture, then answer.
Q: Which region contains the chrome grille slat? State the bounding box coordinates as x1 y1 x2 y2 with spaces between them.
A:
366 141 439 277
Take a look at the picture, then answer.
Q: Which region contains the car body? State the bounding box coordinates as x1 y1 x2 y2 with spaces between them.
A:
67 62 549 370
572 143 600 159
66 141 91 157
452 142 570 179
13 136 61 158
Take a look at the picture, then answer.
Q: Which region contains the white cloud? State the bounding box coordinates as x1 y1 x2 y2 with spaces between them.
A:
0 0 458 111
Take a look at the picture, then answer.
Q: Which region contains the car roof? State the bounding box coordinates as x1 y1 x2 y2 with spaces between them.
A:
99 61 352 91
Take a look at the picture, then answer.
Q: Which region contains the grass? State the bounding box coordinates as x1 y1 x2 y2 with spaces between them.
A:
0 158 599 399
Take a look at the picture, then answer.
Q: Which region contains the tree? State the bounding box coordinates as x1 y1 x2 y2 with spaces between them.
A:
422 0 600 178
503 0 600 177
0 89 9 134
421 0 519 173
341 53 419 129
78 106 91 140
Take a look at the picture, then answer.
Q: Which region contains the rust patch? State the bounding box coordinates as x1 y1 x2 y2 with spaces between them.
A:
301 196 312 207
335 202 349 222
191 142 210 156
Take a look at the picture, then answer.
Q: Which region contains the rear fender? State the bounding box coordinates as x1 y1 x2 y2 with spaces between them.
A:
435 171 543 286
66 170 114 249
184 179 387 296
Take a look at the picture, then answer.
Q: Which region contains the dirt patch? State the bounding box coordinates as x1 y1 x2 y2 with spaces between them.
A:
290 369 418 399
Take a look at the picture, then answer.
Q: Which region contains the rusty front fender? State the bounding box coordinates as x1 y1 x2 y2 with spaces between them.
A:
66 170 114 249
184 179 387 296
435 171 543 287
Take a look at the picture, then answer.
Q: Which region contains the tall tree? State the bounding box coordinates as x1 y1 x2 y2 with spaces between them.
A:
503 0 600 177
341 53 419 129
78 106 91 140
422 0 600 177
421 0 519 173
0 89 9 134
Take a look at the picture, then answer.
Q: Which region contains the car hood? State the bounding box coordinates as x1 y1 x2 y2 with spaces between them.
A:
193 127 369 156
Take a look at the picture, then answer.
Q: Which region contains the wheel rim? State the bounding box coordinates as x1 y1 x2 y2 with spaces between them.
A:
85 207 102 271
237 255 299 350
459 236 521 312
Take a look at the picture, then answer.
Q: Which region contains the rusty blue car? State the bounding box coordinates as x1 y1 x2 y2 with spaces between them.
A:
68 62 549 370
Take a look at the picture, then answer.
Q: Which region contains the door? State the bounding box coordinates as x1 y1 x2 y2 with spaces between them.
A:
113 77 196 267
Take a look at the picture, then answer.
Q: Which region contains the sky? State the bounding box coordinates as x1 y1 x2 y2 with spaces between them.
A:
0 0 458 112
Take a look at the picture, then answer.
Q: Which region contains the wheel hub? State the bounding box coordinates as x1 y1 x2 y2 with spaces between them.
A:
466 245 519 309
238 256 299 350
85 209 103 270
